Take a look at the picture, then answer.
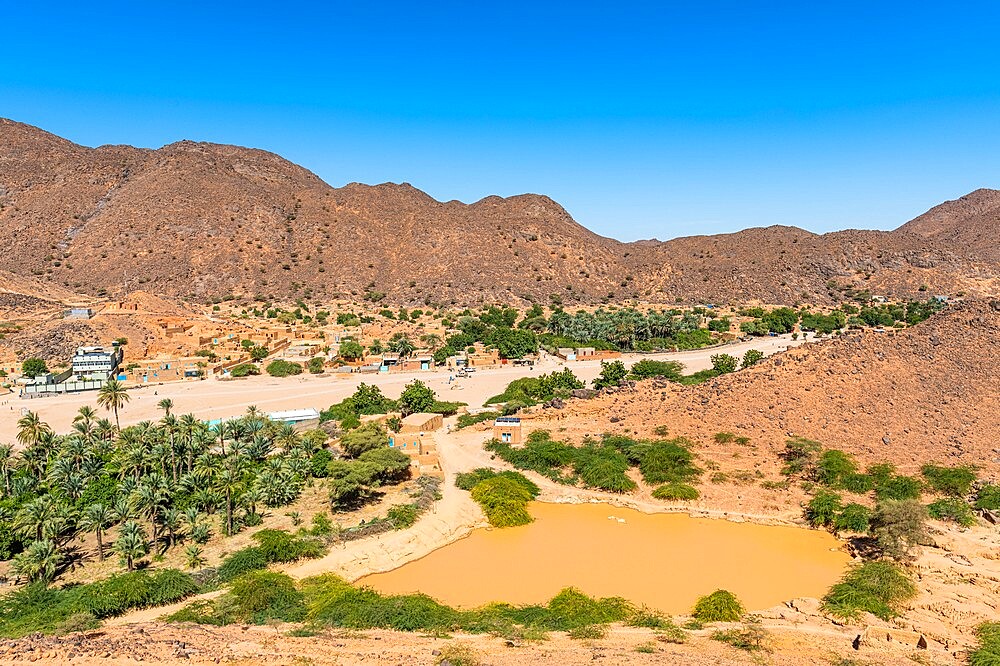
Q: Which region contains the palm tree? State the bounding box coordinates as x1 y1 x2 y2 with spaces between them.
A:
133 474 169 548
368 339 385 355
0 444 15 494
79 503 112 561
11 539 62 582
114 520 149 571
97 379 130 430
14 495 57 542
74 405 98 425
184 545 205 570
163 508 182 549
16 411 51 448
157 398 174 417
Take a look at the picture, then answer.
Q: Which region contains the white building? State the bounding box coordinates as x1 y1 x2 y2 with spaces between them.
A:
71 346 123 381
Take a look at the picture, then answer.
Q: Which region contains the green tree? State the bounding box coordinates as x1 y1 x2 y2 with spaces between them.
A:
711 353 739 374
11 539 61 582
307 357 325 374
157 398 174 417
741 349 764 368
399 380 435 416
20 357 49 379
115 520 149 571
97 379 131 430
871 499 928 561
338 340 364 361
80 503 113 562
16 411 52 448
340 423 387 458
593 360 627 390
249 346 270 362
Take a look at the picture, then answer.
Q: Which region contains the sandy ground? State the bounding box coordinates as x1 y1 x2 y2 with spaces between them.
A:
0 334 802 442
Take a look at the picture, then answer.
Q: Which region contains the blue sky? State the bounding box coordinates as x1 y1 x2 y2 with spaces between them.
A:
3 2 999 240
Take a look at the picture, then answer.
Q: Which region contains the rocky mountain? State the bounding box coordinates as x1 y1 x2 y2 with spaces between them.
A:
1 118 997 305
556 299 1000 475
896 188 1000 262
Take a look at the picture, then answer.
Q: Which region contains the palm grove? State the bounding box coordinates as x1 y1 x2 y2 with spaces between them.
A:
0 384 342 584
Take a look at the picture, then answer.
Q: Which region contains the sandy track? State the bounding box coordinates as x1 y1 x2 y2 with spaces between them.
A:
1 335 801 441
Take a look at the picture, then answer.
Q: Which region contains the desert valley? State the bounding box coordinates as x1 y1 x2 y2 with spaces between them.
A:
1 115 999 666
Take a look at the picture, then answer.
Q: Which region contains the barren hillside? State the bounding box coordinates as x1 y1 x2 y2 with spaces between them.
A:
1 118 997 305
897 188 1000 262
544 300 1000 476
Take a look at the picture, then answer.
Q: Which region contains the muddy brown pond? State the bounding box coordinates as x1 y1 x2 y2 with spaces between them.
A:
358 502 851 613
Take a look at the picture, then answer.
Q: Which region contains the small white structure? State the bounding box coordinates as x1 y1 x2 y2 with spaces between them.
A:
267 408 321 430
71 346 122 381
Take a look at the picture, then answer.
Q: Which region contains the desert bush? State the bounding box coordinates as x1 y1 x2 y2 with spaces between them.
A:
969 622 1000 666
806 490 842 528
814 450 858 488
251 529 324 563
217 547 268 582
833 503 871 534
227 571 306 623
821 561 916 621
470 475 535 528
636 439 700 485
387 504 419 529
874 474 922 501
568 624 607 639
713 432 735 443
779 437 821 476
711 615 768 652
920 464 977 497
229 363 259 378
870 499 928 561
692 589 744 622
926 498 976 526
652 482 699 501
265 360 303 377
975 485 1000 511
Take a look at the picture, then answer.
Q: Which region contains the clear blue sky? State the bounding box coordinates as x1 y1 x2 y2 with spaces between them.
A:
4 2 999 241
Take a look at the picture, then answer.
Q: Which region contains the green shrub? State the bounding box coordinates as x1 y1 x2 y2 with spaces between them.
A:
217 547 268 582
713 432 736 444
920 464 977 497
265 359 303 377
927 498 976 526
573 445 636 493
636 439 701 485
806 490 842 528
874 474 922 501
470 476 535 528
970 622 1000 666
387 504 419 529
568 624 607 639
814 450 857 488
841 473 874 494
692 590 744 622
229 363 259 378
456 411 500 429
251 529 324 563
975 485 1000 511
652 482 699 501
228 571 306 623
833 503 871 534
541 588 633 630
821 561 916 621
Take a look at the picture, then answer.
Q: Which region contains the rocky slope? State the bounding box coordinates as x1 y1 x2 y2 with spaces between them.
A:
547 300 1000 476
1 118 997 305
898 187 1000 262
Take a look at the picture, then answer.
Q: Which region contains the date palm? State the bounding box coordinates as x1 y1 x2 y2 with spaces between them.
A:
16 411 51 448
157 398 174 417
79 502 112 561
14 495 57 541
114 520 148 571
11 539 62 582
0 444 15 494
184 544 205 570
96 379 130 430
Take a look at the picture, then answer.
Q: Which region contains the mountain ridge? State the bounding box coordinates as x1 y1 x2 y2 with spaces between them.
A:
1 118 997 305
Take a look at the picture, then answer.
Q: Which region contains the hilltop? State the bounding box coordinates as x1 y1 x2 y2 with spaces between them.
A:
546 299 1000 475
1 118 998 305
